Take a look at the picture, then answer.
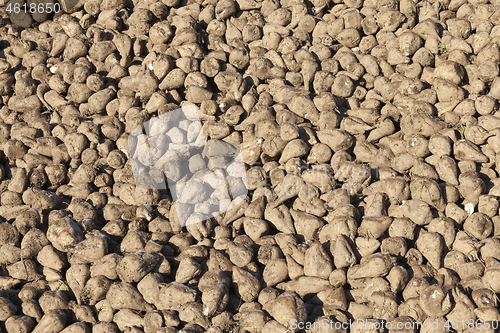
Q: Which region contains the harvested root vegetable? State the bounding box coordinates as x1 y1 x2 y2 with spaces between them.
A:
1 0 500 330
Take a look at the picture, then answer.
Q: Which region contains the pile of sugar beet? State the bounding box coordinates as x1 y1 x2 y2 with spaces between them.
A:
3 0 500 331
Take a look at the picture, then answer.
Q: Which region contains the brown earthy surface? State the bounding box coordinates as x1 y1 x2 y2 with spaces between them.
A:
1 0 500 332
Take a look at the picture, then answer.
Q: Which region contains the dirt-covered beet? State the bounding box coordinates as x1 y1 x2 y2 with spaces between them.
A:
1 0 500 332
